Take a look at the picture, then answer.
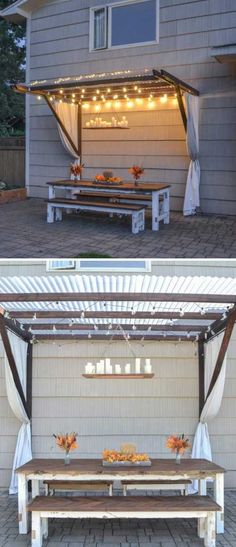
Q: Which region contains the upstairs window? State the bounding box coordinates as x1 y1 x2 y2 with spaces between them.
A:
90 6 108 50
90 0 159 51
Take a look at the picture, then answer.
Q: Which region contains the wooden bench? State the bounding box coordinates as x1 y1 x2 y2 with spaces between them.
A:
121 479 191 496
43 480 113 496
74 190 153 203
28 495 220 547
46 198 146 234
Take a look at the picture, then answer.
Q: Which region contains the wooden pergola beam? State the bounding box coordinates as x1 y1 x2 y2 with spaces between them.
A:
9 310 221 320
24 323 205 332
0 293 235 303
0 308 31 342
205 309 236 401
34 334 196 341
0 315 30 419
176 85 187 132
200 305 235 343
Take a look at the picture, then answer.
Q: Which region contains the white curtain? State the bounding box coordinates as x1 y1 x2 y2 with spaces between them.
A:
4 331 32 494
183 94 201 216
190 332 227 492
53 101 80 160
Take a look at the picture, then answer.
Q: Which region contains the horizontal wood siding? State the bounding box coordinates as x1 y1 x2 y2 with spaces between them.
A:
1 328 236 488
28 0 236 213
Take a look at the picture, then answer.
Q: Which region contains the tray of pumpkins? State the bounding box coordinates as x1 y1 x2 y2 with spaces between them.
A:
102 445 151 467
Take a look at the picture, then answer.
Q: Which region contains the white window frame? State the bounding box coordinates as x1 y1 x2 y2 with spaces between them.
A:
90 0 159 52
47 260 151 272
47 260 76 271
108 0 159 50
89 5 108 52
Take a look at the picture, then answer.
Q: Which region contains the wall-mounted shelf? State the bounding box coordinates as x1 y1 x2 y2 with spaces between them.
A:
83 373 154 379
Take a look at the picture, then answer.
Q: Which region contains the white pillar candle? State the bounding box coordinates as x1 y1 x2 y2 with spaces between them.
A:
125 363 131 374
105 358 111 373
145 359 152 374
135 358 141 374
115 364 121 374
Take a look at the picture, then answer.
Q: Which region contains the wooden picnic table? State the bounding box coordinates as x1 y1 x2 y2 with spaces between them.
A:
47 180 171 231
16 458 225 535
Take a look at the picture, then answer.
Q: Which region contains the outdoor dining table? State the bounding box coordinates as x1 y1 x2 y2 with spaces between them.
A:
47 180 171 231
16 458 225 535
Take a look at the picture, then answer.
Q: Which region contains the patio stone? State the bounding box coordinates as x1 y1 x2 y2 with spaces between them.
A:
0 198 236 257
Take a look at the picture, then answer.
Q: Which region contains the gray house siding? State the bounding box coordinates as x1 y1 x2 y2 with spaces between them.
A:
28 0 236 214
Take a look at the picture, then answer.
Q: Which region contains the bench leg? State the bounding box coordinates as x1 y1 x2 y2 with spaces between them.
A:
198 479 207 538
47 204 54 223
109 484 113 496
132 211 145 234
123 485 127 496
42 517 48 539
204 512 216 547
32 511 43 547
32 479 40 499
214 472 224 533
55 207 62 221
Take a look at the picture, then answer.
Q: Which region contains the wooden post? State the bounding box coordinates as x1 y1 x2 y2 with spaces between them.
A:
176 85 187 132
198 339 205 417
78 102 82 161
206 310 236 400
26 342 33 419
0 315 29 419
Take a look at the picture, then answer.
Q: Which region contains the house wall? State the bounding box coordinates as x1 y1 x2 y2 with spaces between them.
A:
27 0 236 214
0 332 236 490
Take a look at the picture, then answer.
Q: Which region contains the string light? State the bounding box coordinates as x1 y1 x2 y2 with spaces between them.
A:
59 89 63 94
127 100 134 108
92 96 97 101
160 94 168 104
82 103 89 109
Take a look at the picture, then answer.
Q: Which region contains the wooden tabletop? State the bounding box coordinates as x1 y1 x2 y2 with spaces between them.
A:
47 180 171 191
16 458 225 478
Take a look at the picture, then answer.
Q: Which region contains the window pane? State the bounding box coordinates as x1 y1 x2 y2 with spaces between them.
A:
111 0 156 47
48 260 75 270
94 8 106 49
79 260 148 270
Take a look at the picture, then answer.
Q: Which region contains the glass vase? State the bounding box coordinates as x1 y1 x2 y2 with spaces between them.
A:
64 452 70 465
175 452 181 464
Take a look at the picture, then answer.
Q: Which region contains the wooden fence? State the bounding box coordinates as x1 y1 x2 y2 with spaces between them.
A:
0 137 25 187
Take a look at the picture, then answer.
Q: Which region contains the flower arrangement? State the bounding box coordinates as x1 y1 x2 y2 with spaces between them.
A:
53 432 78 464
94 174 123 184
166 434 191 462
70 162 84 179
128 165 144 183
102 449 149 463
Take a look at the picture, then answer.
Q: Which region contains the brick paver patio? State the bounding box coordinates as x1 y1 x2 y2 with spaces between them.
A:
0 489 236 546
1 198 236 258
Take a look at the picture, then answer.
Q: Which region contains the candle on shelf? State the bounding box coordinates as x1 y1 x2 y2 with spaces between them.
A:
144 358 152 374
135 358 141 374
105 358 110 373
115 364 121 374
125 363 131 374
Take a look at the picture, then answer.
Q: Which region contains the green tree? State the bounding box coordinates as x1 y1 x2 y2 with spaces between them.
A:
0 0 26 135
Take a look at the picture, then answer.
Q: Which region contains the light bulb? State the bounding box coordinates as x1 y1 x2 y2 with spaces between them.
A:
160 94 168 104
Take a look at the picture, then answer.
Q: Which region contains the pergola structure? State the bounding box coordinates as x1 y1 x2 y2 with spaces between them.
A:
13 68 199 157
0 272 236 427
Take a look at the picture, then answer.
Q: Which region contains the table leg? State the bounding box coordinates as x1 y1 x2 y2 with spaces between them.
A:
32 479 40 499
214 473 224 533
152 191 159 231
48 186 55 200
198 479 207 538
18 474 29 534
163 190 170 224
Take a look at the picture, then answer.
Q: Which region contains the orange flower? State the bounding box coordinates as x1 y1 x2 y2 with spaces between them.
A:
128 165 144 181
53 432 78 453
166 434 191 455
95 174 106 182
102 449 149 463
70 163 84 176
